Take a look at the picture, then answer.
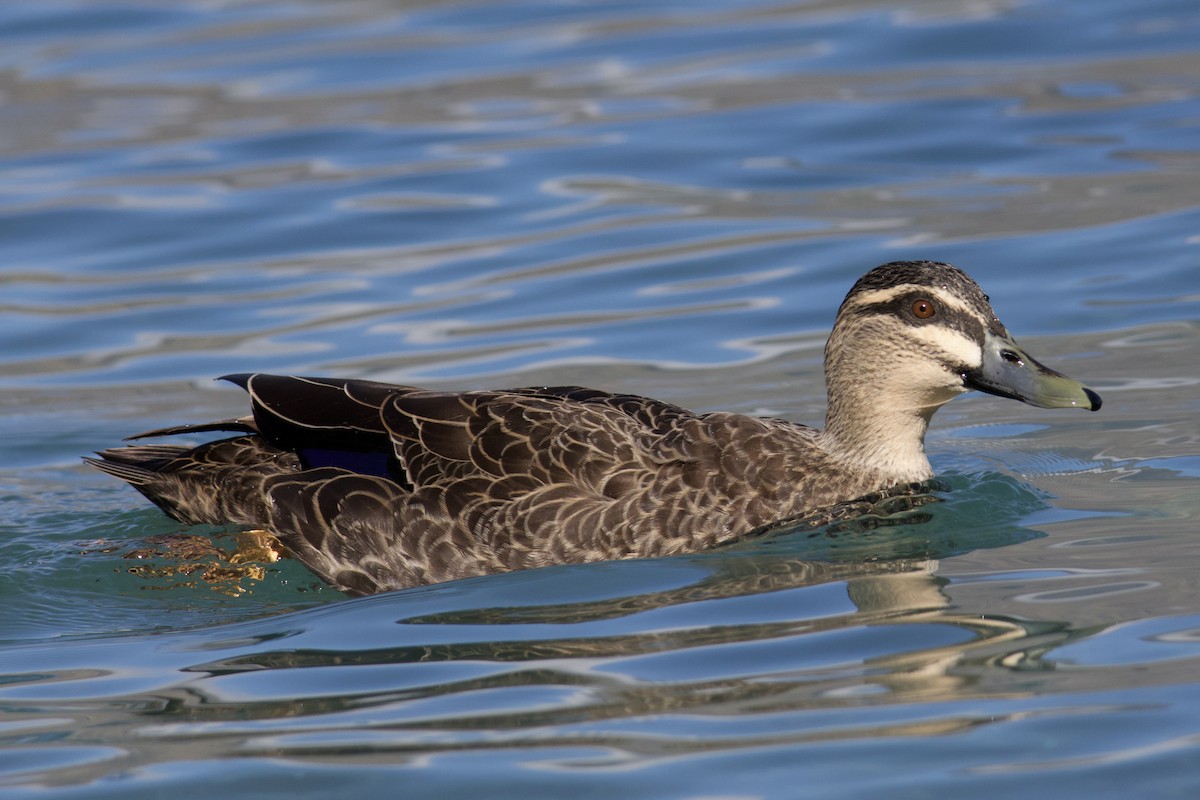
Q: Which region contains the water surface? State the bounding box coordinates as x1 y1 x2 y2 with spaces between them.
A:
1 0 1199 797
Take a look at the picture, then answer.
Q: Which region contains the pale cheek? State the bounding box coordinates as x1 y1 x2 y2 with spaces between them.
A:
898 359 965 401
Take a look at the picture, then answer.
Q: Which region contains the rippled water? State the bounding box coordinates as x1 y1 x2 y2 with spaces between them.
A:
2 0 1199 796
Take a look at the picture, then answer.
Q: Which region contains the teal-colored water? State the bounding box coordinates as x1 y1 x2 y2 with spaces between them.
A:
2 1 1199 796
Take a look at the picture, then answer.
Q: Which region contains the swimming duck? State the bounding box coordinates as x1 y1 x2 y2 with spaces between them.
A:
88 260 1100 595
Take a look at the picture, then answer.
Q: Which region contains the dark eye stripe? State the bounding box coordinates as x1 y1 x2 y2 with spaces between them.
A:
845 295 986 342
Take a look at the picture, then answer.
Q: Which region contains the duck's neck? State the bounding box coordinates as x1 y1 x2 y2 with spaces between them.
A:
819 384 939 485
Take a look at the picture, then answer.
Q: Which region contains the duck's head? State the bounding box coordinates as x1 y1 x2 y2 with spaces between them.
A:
822 261 1099 463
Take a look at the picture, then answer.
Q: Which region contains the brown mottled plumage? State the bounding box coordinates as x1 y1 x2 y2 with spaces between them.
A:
87 261 1100 595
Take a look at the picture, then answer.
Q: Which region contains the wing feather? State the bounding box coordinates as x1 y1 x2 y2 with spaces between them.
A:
382 386 702 498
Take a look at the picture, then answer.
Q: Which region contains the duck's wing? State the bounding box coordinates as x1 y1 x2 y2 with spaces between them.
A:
215 376 696 486
231 381 711 592
381 385 698 494
220 373 415 481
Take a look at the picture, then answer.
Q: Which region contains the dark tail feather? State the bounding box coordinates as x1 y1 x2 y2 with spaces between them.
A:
125 418 257 441
85 445 191 481
85 437 295 526
85 446 200 521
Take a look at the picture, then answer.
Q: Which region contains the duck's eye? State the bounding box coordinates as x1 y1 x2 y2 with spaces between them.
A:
912 298 936 319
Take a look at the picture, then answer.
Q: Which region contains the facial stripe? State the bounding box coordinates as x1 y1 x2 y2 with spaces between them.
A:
844 286 988 343
841 284 980 318
904 325 982 369
843 278 1008 338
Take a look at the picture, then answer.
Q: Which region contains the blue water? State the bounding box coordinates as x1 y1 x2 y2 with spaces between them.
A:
2 0 1199 796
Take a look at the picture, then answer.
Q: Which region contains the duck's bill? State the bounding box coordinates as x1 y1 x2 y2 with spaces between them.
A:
962 334 1101 411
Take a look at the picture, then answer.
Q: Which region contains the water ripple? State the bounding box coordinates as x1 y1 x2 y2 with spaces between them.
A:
2 0 1199 796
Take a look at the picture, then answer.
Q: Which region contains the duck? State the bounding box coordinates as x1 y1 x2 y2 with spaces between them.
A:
87 260 1101 595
